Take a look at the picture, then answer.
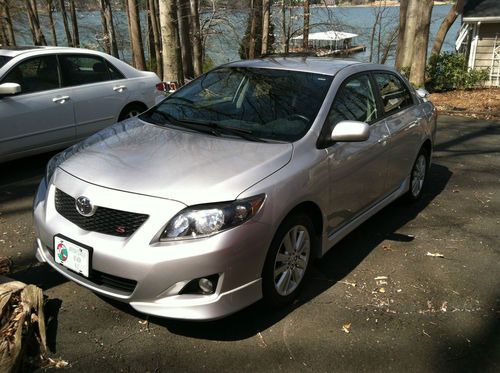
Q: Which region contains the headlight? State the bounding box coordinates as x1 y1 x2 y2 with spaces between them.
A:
160 194 265 241
45 153 63 186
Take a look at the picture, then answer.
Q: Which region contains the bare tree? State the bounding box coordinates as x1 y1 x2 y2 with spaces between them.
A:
148 0 162 77
0 0 16 46
69 0 79 47
45 0 57 45
59 0 74 46
190 0 203 76
261 0 270 55
25 0 47 45
395 0 419 71
178 0 194 79
99 0 119 57
303 0 310 51
431 0 465 56
409 0 433 87
394 0 408 70
159 0 183 83
127 0 146 70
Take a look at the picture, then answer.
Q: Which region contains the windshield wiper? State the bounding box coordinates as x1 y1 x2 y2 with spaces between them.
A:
182 119 267 143
149 111 221 136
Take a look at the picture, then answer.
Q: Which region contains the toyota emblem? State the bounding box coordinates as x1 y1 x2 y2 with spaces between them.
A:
75 196 97 217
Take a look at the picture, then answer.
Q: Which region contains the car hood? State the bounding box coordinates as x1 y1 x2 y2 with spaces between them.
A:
57 118 293 205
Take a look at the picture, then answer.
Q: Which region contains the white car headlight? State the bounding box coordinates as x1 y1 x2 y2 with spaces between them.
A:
160 194 265 241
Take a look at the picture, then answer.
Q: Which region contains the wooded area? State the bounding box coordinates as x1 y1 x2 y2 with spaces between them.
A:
0 1 466 90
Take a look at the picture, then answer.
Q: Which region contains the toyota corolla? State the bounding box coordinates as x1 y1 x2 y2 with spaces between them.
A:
33 58 437 320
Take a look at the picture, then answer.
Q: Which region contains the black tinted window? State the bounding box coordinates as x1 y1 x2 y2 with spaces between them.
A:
374 73 413 115
59 55 110 86
2 55 59 94
327 74 378 129
0 56 12 69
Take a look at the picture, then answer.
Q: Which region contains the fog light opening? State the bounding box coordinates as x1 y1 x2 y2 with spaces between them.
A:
179 274 219 295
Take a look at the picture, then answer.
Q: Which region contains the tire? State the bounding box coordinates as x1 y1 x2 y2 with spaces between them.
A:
406 148 429 201
118 103 146 122
262 214 315 308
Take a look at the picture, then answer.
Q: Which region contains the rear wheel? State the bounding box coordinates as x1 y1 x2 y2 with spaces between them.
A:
118 103 146 121
262 214 315 307
407 148 429 201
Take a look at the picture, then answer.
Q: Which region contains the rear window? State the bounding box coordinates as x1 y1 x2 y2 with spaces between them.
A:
0 56 12 69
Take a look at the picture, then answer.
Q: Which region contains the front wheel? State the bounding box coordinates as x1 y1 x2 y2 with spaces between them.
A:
262 214 315 307
407 148 429 201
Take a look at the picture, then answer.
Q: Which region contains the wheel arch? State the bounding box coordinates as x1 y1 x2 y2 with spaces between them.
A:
118 101 148 121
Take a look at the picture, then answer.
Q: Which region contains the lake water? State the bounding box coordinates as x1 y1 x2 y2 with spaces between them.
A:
10 4 459 68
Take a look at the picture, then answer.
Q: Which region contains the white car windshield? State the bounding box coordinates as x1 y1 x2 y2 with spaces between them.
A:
141 67 333 142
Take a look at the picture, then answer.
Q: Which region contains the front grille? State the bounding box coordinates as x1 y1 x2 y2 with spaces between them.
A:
54 189 148 237
91 270 137 294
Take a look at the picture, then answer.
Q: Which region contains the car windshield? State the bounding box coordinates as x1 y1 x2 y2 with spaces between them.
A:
141 67 333 142
0 56 12 69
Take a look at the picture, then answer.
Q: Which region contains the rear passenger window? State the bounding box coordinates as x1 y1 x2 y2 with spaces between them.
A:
2 55 59 94
59 55 111 87
106 61 125 80
374 73 413 115
327 74 378 130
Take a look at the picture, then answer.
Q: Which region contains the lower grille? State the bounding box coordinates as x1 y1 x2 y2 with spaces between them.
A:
92 270 137 294
54 189 148 237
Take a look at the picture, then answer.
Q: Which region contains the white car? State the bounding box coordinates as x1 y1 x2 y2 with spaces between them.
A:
0 46 162 162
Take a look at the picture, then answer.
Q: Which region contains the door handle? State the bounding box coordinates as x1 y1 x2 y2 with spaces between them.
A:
113 85 127 92
52 96 70 104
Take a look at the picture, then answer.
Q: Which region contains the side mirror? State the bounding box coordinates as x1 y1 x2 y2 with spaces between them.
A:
0 82 21 96
416 88 430 101
331 120 370 142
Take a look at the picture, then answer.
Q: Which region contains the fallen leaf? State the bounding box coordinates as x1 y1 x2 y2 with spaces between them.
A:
426 252 445 258
374 276 388 281
440 301 448 312
378 287 386 293
342 323 351 334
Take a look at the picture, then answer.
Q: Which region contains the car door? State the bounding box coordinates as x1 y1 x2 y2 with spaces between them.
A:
58 54 131 140
372 72 423 192
0 54 75 160
324 73 391 232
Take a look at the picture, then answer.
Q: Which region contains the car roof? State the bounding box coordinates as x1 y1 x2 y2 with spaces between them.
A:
224 57 361 76
0 46 106 58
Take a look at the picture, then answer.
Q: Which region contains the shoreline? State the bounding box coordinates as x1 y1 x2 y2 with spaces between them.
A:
310 1 452 8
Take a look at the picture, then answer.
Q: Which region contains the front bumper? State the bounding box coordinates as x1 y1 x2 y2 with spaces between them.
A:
33 169 272 320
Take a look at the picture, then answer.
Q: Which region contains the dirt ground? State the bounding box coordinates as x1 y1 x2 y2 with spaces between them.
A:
0 115 499 372
430 88 500 122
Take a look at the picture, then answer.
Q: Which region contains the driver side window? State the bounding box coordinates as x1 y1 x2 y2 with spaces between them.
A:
327 74 378 131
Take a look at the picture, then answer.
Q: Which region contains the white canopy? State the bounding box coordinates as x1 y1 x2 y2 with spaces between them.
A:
292 31 358 41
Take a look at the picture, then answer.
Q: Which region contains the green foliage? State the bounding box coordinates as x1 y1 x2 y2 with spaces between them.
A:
203 55 215 73
426 52 490 92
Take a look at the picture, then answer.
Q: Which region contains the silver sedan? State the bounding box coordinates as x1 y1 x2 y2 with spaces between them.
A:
0 46 162 162
33 58 437 320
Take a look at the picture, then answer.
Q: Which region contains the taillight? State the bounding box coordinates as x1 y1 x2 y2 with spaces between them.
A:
156 81 178 93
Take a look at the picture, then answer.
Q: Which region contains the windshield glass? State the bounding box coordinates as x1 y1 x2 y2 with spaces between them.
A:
141 67 333 142
0 56 12 69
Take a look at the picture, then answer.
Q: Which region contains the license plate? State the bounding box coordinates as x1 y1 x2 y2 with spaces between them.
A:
54 235 91 278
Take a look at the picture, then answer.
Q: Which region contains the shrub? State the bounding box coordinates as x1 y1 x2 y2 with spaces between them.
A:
426 52 490 92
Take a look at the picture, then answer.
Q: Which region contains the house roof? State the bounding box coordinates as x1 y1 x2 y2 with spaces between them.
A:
463 0 500 20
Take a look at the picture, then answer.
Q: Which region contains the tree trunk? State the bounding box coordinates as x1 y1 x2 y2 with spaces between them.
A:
189 0 203 76
394 0 408 70
399 0 419 71
99 0 110 53
303 0 310 51
127 0 146 70
178 0 194 79
261 0 270 55
148 0 162 78
25 0 47 45
1 0 16 46
59 0 73 46
409 0 433 87
0 13 5 46
159 0 183 83
281 0 287 53
69 0 79 47
431 0 465 56
102 0 119 57
369 11 380 63
248 0 263 59
46 0 58 45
